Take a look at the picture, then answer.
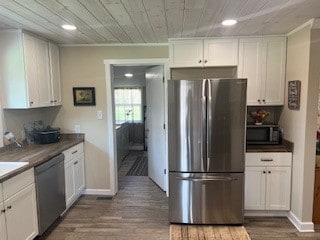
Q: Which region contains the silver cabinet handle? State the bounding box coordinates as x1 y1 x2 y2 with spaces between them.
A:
261 158 273 162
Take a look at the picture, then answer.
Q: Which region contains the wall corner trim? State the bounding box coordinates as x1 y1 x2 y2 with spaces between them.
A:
288 211 315 232
84 188 114 196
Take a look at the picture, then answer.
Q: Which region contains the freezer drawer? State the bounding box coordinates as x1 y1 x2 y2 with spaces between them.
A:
169 172 244 224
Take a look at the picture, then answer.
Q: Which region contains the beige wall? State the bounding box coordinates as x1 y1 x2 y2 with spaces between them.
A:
54 45 168 190
279 24 319 222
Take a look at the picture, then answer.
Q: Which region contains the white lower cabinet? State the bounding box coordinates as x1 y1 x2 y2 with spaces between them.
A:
0 168 38 240
5 184 38 240
0 202 6 240
245 152 292 211
63 143 85 209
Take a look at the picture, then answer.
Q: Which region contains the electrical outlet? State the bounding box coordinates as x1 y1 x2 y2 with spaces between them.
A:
97 110 103 120
75 125 81 133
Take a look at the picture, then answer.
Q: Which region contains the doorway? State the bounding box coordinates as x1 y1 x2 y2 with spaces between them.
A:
104 59 169 196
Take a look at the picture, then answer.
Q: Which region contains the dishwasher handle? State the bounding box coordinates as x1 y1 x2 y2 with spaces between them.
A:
35 153 65 174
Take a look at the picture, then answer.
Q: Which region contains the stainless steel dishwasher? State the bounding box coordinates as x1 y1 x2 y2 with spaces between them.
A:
35 153 66 235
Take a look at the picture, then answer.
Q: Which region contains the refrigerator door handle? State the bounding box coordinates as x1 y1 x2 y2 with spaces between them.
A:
176 176 238 182
201 79 207 170
206 79 212 171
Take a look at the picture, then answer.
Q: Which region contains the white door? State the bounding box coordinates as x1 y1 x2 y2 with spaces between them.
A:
146 66 166 191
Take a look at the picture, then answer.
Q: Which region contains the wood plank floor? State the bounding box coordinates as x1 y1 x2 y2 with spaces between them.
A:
41 151 320 240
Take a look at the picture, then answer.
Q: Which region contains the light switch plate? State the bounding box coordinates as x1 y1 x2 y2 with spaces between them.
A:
75 125 81 133
97 110 103 120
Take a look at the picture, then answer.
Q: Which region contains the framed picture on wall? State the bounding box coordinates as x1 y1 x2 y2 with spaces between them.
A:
73 87 96 106
288 80 301 110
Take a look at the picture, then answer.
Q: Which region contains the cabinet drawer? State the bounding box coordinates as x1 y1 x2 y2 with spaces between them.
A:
246 152 292 166
63 143 83 163
3 168 34 200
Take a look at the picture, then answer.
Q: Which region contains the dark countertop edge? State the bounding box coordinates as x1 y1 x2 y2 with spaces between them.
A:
0 133 84 183
246 139 294 153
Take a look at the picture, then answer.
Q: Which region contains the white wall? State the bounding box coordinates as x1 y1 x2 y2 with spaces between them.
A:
53 45 168 191
279 22 320 227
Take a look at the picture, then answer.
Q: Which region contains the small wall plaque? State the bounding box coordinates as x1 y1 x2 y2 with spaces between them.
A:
288 80 301 110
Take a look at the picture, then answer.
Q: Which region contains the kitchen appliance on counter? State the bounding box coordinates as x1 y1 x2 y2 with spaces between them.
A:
35 153 66 235
168 78 247 224
246 124 280 145
34 127 61 144
24 120 61 144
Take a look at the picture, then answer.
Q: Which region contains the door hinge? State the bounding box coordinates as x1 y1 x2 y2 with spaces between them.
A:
163 124 166 130
164 169 167 175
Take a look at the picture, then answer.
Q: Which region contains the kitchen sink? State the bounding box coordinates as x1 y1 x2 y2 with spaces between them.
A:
0 162 29 177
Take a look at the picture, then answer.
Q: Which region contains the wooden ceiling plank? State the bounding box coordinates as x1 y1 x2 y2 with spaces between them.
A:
165 9 183 38
1 0 89 44
143 0 168 43
100 0 144 43
79 0 132 43
210 0 248 37
58 0 119 43
237 0 290 35
195 0 226 37
182 0 205 37
0 5 70 43
37 0 107 43
121 0 157 42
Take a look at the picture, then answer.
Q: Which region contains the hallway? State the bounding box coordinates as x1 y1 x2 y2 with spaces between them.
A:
42 152 168 240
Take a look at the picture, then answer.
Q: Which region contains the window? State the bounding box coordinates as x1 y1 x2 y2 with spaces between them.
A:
114 88 142 123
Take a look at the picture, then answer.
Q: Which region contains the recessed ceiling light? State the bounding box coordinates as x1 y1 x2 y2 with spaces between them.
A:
62 24 77 30
222 19 237 26
125 73 133 78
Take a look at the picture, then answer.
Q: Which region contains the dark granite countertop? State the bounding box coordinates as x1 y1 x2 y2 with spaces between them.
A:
246 139 293 153
0 133 84 183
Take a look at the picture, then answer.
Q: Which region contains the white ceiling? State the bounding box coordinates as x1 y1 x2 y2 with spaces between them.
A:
0 0 319 44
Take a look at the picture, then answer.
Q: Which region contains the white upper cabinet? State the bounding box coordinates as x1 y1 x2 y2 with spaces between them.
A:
238 36 286 105
49 42 62 106
203 39 238 66
169 38 238 68
0 30 62 109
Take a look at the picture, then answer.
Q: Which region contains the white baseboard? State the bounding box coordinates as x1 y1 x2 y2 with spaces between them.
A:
84 188 114 196
287 211 314 232
245 210 288 217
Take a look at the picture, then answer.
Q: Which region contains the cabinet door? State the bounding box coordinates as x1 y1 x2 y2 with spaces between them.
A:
0 202 6 240
203 39 238 66
65 160 76 208
36 38 51 107
245 166 266 210
49 42 62 105
261 37 286 105
238 38 263 106
266 166 291 210
5 184 38 240
169 40 203 67
74 153 85 197
23 34 39 108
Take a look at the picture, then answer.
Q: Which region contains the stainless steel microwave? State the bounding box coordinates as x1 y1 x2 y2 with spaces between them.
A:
246 125 280 145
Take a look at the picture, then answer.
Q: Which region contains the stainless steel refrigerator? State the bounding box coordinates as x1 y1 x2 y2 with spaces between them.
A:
168 78 247 224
